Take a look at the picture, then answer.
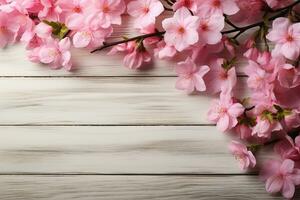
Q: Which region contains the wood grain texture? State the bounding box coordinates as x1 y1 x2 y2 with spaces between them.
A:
0 175 287 200
0 126 242 174
0 77 246 125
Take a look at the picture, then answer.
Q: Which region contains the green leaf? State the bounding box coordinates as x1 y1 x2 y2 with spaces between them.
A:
261 110 274 123
58 24 69 39
42 20 70 39
222 57 237 70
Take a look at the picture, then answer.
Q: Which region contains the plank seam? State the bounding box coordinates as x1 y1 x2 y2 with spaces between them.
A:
0 173 257 176
0 75 247 78
0 124 216 127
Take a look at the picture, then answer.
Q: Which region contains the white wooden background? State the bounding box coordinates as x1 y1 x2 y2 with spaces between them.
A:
0 17 297 199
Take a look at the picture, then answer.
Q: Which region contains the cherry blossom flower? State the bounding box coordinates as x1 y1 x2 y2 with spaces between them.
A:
252 115 282 138
69 16 113 49
208 93 245 131
35 22 52 39
235 124 253 140
0 0 42 14
127 0 164 29
229 141 256 170
153 41 177 59
197 0 240 16
172 0 199 13
89 0 125 28
73 27 112 49
264 0 292 9
162 7 200 51
108 41 151 69
37 37 72 70
245 60 271 91
231 0 265 23
197 12 225 45
0 12 20 48
267 18 300 60
274 136 300 161
260 159 300 199
38 0 62 21
283 110 300 131
204 58 237 94
57 0 91 25
175 57 210 94
277 64 300 89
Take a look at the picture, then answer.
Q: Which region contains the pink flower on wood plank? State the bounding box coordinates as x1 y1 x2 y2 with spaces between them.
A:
175 57 210 94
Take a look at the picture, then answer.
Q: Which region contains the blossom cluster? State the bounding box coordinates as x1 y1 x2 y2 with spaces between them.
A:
1 0 300 198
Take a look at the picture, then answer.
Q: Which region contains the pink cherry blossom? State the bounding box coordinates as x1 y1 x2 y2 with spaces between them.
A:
37 37 72 70
283 110 300 131
229 141 256 170
127 0 164 29
175 57 210 94
35 22 52 39
0 0 41 14
70 19 112 49
123 50 151 70
274 136 300 161
235 124 253 140
197 12 225 45
264 0 292 9
153 41 177 59
204 58 237 94
267 18 300 60
162 7 200 51
231 0 265 23
57 0 91 25
89 0 125 28
20 20 43 49
260 159 300 199
108 41 151 69
38 0 62 21
208 93 245 131
252 115 282 138
245 60 271 91
0 12 20 48
172 0 199 13
274 83 300 109
277 64 300 88
73 27 112 49
198 0 240 16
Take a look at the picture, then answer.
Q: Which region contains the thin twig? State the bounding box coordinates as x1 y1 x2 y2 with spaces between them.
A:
91 32 165 53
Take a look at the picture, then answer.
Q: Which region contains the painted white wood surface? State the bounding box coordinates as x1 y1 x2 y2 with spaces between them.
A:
0 175 288 200
0 126 242 174
0 77 246 125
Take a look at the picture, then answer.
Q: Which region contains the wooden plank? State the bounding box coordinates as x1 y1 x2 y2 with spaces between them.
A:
0 77 247 125
0 126 241 174
0 175 286 200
